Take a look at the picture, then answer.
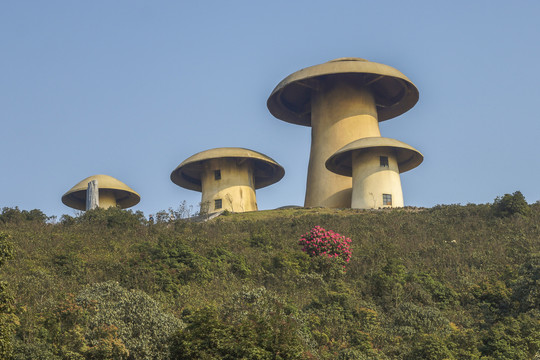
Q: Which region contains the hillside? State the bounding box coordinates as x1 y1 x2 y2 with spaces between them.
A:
0 199 539 359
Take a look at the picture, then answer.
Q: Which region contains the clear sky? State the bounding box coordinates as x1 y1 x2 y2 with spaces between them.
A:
2 1 540 218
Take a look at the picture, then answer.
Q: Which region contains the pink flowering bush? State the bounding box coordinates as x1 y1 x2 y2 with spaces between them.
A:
298 226 352 272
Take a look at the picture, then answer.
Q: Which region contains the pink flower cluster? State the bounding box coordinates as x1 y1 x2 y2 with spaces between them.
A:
298 226 352 267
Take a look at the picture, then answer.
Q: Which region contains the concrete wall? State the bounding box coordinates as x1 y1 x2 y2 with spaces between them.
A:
306 76 380 208
351 148 404 209
98 189 119 209
200 158 257 213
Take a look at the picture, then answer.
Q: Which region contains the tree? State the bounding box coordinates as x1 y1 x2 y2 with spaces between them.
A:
77 281 183 360
0 232 17 359
493 191 530 217
170 288 308 359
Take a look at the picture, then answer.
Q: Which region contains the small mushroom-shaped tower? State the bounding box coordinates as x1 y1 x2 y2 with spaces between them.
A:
267 57 419 208
326 137 423 209
62 174 140 210
170 148 284 214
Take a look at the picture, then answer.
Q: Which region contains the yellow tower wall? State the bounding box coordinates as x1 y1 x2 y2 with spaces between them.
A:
98 189 119 209
351 149 404 209
200 158 258 213
307 77 380 208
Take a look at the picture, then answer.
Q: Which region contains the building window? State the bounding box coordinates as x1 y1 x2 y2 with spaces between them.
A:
214 170 221 180
380 156 389 167
214 199 222 210
383 194 392 206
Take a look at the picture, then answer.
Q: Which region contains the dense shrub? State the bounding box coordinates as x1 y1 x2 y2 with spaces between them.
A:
31 282 185 360
77 281 183 360
75 207 146 228
0 207 48 224
512 253 540 312
11 341 61 360
370 258 407 308
303 283 381 358
480 313 540 359
171 288 308 359
0 232 14 268
391 302 450 337
0 232 17 359
298 226 352 275
135 236 214 291
493 190 530 217
405 334 453 360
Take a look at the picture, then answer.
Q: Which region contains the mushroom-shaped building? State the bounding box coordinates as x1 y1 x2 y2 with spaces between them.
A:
326 137 423 209
267 57 419 208
170 148 284 214
62 174 140 211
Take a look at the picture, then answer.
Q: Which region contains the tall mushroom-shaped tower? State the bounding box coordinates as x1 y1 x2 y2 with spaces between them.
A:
62 174 140 211
326 137 423 209
170 148 284 214
267 58 419 208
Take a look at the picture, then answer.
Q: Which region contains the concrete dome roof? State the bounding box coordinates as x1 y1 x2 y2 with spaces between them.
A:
170 147 285 192
62 174 140 210
326 137 423 176
267 57 419 126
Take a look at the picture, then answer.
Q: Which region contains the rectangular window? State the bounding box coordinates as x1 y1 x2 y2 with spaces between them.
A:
380 156 389 167
214 199 222 210
383 194 392 206
214 170 221 180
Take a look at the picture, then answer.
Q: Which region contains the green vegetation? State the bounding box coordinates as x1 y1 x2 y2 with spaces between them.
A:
0 196 539 359
493 191 530 217
0 232 17 359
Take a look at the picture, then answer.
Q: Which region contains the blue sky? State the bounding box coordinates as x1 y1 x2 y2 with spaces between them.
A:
2 1 540 217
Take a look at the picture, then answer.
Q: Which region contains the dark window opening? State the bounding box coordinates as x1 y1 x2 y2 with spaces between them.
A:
214 199 222 210
214 170 221 180
383 194 392 206
380 156 389 167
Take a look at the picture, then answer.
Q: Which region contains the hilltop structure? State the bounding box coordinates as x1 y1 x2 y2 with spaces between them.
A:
326 137 422 208
267 57 422 208
62 57 423 212
170 147 284 214
62 174 140 211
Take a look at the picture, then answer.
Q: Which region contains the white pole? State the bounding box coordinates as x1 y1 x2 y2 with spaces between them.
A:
86 179 99 210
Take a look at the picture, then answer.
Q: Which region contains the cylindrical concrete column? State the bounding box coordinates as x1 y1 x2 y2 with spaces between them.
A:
99 189 119 209
351 149 404 209
200 158 257 213
306 79 379 208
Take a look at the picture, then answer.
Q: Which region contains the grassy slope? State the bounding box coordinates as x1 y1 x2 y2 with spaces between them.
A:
1 204 539 359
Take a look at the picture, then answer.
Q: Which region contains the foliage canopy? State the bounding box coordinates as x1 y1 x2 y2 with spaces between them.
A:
1 202 539 359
